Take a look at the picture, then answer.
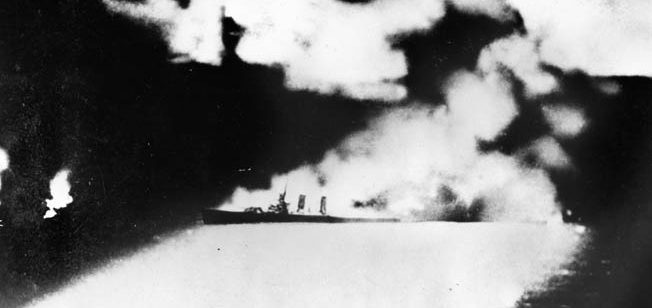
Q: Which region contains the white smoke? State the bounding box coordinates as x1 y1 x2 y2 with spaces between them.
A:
103 0 520 101
542 104 587 139
103 0 225 65
102 0 652 96
44 169 74 219
450 0 652 78
222 66 563 223
218 3 601 223
525 136 571 170
505 0 652 77
476 34 588 171
448 0 514 19
477 34 557 97
227 0 447 101
105 0 650 223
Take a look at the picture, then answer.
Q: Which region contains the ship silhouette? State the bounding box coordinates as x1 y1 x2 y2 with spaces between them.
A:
202 188 400 224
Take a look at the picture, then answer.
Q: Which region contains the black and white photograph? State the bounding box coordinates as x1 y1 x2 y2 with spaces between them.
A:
1 0 652 307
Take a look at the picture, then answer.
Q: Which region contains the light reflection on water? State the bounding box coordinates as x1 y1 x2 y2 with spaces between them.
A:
518 227 610 308
29 222 587 308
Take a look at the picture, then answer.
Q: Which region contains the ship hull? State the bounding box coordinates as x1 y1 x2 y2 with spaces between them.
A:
202 209 400 224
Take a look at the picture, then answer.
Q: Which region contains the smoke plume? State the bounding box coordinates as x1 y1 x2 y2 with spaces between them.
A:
100 0 612 223
505 0 652 76
103 0 520 101
102 0 652 96
106 0 652 95
103 0 225 65
216 17 593 223
102 0 652 223
222 64 562 223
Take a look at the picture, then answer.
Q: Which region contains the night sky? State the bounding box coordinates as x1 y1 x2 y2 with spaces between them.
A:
1 1 652 307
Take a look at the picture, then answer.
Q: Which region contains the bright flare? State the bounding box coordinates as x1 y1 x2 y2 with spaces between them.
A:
44 169 74 219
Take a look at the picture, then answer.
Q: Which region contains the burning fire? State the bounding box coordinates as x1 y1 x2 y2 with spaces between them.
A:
0 147 9 196
44 169 74 219
0 148 8 227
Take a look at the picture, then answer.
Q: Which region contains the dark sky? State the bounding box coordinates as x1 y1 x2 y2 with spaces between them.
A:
1 0 652 307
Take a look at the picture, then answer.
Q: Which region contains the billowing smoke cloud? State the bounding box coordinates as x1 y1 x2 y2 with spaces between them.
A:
217 8 604 223
477 34 557 97
106 0 652 99
505 0 652 77
103 0 225 65
222 64 563 223
227 0 445 101
454 0 652 78
476 34 587 170
103 0 517 101
44 169 74 219
102 0 644 223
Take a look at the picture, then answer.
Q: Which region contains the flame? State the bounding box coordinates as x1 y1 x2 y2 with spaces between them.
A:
0 147 8 227
44 169 74 219
0 147 9 194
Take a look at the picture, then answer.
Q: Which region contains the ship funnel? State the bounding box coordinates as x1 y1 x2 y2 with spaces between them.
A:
320 196 327 215
297 194 306 213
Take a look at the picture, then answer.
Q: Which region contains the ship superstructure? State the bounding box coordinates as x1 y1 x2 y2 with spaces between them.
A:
202 191 399 224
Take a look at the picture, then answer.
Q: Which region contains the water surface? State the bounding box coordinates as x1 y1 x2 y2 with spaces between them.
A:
29 222 586 308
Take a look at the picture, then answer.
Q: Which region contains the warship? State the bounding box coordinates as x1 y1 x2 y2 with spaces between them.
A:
202 190 400 224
